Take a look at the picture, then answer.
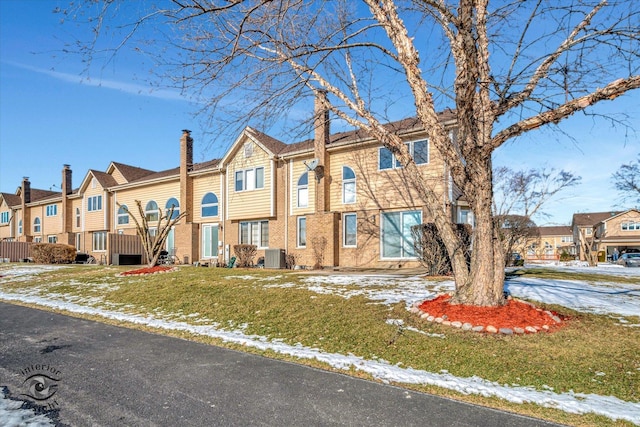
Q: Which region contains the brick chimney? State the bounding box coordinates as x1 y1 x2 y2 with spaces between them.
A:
314 90 330 212
62 164 72 195
180 129 193 222
21 177 31 239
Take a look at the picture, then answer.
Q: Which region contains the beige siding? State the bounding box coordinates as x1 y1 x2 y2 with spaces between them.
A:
83 180 108 231
113 180 181 231
0 200 12 239
226 141 273 220
327 138 445 213
193 173 223 222
290 159 315 216
41 201 63 236
606 211 640 237
111 168 128 185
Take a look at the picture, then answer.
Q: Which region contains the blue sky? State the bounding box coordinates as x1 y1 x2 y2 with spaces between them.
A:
1 0 638 225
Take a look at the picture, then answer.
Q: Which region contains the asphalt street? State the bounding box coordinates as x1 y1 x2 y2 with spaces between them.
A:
0 302 562 426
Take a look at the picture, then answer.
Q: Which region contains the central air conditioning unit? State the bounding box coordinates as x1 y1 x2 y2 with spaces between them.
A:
264 249 286 269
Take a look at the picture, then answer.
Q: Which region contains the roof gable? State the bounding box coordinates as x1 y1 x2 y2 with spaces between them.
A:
220 127 287 166
1 192 22 208
107 162 157 184
572 211 622 227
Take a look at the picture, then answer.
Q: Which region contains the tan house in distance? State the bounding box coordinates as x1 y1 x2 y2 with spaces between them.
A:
1 97 465 269
524 226 575 260
572 210 640 261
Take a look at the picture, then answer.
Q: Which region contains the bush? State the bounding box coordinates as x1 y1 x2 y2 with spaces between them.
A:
32 243 76 264
411 223 472 276
233 244 257 267
559 250 574 262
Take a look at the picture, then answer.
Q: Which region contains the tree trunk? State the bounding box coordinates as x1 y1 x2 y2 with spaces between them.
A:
450 158 506 306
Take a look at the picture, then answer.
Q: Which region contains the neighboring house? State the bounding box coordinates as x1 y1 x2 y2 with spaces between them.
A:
571 210 640 261
533 226 575 259
1 97 465 268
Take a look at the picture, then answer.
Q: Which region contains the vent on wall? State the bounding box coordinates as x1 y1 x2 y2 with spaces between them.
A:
264 249 286 269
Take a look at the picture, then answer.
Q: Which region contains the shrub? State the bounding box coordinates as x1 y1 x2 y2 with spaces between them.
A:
285 253 298 270
32 243 76 264
559 250 574 262
411 223 472 276
233 244 257 267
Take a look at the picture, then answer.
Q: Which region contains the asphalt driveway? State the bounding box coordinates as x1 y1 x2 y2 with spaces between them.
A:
0 302 561 426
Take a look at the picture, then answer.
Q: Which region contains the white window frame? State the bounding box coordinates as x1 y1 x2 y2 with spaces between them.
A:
235 167 265 192
117 205 129 225
343 213 357 247
46 204 57 217
75 208 81 228
342 166 356 204
202 224 219 259
239 220 269 248
145 200 159 222
378 139 429 170
18 219 23 235
380 210 422 259
33 217 41 233
201 192 219 217
34 237 42 243
88 195 102 212
48 235 57 244
297 216 306 248
165 198 180 219
297 172 308 208
92 231 107 251
0 211 9 224
621 221 640 231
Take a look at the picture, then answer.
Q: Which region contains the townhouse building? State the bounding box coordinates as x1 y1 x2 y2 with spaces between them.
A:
572 210 640 261
1 100 462 268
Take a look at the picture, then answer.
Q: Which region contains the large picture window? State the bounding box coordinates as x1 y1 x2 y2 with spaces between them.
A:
202 224 219 259
381 210 421 258
239 220 269 248
201 193 219 217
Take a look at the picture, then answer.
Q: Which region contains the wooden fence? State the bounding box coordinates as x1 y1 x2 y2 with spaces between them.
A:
108 233 147 265
0 241 33 262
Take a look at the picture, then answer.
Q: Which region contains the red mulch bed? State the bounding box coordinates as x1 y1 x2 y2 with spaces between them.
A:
120 266 173 276
418 294 567 332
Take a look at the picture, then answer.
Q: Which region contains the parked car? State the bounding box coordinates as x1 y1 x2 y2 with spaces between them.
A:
616 253 640 267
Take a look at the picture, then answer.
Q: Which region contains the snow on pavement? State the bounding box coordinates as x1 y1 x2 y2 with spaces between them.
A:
0 264 639 424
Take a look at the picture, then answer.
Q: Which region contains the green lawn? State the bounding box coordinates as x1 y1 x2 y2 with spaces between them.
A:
1 264 638 426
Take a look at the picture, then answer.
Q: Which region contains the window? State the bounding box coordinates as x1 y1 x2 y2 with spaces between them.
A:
585 228 592 236
145 201 159 222
343 213 357 247
34 237 42 243
297 217 306 247
202 193 219 217
458 208 474 226
46 204 57 217
93 231 107 251
75 233 81 251
33 217 41 233
76 208 81 228
621 221 640 231
244 143 253 158
239 220 269 248
342 166 356 204
91 178 97 189
18 220 22 235
88 195 102 212
0 211 9 224
381 210 422 258
297 172 308 208
165 198 180 219
48 235 57 244
378 139 429 170
202 224 219 258
117 205 129 225
235 167 264 192
561 236 573 243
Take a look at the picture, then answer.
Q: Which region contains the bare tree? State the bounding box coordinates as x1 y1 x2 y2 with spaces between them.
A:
494 215 539 266
579 226 601 266
612 154 640 205
118 201 187 267
66 1 640 306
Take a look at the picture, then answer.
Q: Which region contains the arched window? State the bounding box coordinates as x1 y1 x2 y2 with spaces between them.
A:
202 193 219 217
118 205 129 225
165 198 180 219
33 217 41 233
145 201 159 222
18 219 22 235
75 207 81 228
297 172 308 208
342 166 356 204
